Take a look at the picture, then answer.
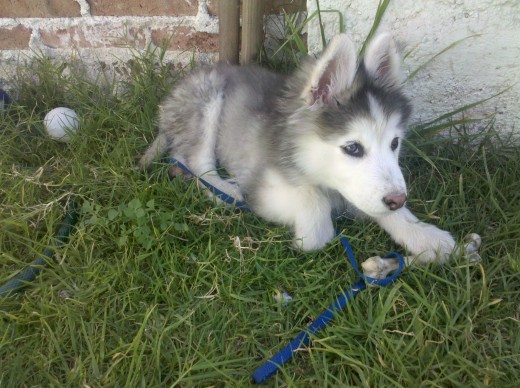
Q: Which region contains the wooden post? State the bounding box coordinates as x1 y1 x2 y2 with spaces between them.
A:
240 0 264 64
219 0 240 64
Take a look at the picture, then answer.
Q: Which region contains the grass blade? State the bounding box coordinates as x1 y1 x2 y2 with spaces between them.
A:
406 35 481 81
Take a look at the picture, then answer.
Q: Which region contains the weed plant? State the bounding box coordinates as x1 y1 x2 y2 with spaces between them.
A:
1 12 519 388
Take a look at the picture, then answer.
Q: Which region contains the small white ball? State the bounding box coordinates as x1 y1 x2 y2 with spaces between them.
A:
44 107 80 142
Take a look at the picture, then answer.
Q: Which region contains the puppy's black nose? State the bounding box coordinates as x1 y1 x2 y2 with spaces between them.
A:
383 193 407 210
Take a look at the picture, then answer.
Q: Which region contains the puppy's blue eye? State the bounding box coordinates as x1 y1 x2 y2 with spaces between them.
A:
341 142 364 157
391 137 399 151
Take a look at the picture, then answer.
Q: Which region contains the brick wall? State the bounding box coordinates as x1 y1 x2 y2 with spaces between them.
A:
0 0 306 88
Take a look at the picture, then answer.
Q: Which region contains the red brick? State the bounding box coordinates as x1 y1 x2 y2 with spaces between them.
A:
89 0 198 17
40 26 148 49
152 26 219 52
208 0 306 16
0 25 32 50
0 0 80 18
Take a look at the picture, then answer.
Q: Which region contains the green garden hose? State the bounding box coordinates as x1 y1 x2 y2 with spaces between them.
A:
0 202 79 299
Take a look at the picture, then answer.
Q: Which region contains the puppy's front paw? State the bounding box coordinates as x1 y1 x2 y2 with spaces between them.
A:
406 230 482 264
406 223 456 264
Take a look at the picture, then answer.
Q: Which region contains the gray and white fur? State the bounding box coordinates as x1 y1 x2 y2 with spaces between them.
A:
139 33 481 276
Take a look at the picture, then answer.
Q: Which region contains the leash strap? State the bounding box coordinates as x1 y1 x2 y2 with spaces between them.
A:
251 279 367 383
167 158 251 211
0 202 79 299
251 239 404 383
166 158 405 383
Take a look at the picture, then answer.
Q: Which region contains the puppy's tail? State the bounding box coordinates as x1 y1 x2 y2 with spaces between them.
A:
138 133 168 170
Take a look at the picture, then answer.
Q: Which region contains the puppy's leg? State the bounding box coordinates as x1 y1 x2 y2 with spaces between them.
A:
361 207 482 279
377 207 456 263
362 233 482 280
252 173 334 251
138 133 169 170
293 199 335 251
185 92 243 202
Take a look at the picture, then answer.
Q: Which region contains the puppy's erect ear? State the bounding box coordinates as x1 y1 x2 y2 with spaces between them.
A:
363 33 402 88
303 34 357 106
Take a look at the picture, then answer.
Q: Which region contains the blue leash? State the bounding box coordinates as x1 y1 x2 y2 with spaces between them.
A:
252 237 404 384
166 158 405 383
167 158 250 211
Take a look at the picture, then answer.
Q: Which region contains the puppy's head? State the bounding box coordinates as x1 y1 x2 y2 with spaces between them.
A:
291 33 412 217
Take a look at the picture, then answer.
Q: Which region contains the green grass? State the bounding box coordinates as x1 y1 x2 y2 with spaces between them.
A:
1 45 519 387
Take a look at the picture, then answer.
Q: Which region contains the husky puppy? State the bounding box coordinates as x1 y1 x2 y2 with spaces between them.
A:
140 33 479 276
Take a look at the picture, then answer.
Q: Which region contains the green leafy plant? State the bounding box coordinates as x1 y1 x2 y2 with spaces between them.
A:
80 198 189 251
